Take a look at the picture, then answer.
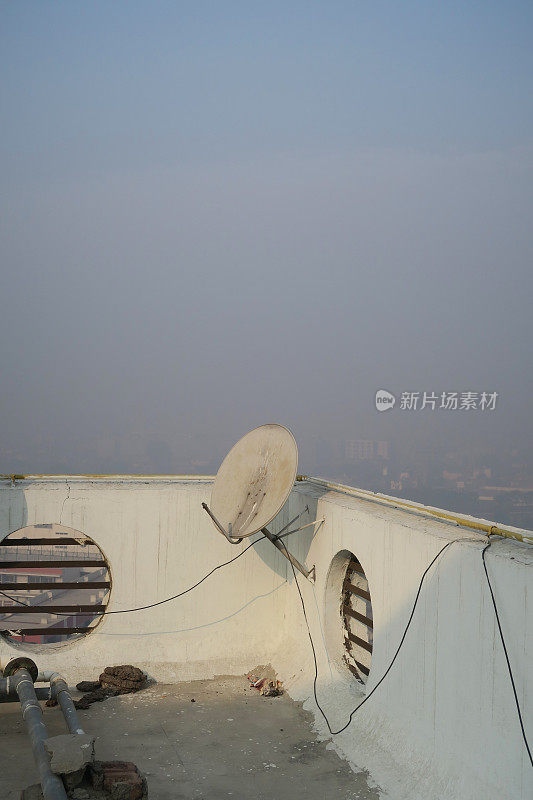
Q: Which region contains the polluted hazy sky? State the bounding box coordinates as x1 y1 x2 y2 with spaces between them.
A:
1 1 532 473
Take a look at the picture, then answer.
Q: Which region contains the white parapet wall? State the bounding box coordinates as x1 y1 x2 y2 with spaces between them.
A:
0 476 531 800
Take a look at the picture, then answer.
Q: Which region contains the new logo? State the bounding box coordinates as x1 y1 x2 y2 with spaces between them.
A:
375 389 396 411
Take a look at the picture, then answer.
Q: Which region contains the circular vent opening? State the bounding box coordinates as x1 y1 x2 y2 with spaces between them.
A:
0 524 111 647
341 554 373 684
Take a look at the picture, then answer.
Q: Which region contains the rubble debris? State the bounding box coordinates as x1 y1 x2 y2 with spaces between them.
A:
247 674 283 697
103 666 145 682
260 680 283 697
94 761 147 799
19 785 43 800
76 681 101 693
100 675 141 692
73 666 147 710
70 790 90 799
63 767 87 792
247 674 265 690
20 761 148 799
99 666 146 694
44 733 95 775
74 688 118 711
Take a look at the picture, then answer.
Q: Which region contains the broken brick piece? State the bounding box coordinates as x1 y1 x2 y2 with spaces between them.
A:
101 761 144 800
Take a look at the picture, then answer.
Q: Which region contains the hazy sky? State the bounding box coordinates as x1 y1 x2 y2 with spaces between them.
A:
1 1 532 472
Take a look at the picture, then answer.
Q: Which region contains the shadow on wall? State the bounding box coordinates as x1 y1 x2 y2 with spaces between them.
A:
0 483 28 542
249 488 325 581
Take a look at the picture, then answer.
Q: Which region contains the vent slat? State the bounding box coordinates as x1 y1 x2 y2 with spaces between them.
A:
0 605 106 615
343 581 371 601
0 560 105 568
0 538 92 547
343 606 373 629
353 659 370 676
8 627 97 636
1 525 110 643
346 662 362 679
345 631 373 654
0 581 110 590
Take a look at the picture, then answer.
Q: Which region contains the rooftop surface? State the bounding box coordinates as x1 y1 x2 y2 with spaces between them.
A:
0 673 380 800
1 477 530 800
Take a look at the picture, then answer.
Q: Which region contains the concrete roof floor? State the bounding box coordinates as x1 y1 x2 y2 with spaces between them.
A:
0 674 381 800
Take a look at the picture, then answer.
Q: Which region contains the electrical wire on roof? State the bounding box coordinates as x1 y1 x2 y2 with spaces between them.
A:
1 529 531 766
279 534 532 767
0 533 266 619
277 535 468 735
481 537 532 768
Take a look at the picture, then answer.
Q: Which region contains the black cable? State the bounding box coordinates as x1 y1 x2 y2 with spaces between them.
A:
0 533 266 620
279 536 467 736
0 512 307 618
0 590 34 607
3 523 532 766
481 537 533 768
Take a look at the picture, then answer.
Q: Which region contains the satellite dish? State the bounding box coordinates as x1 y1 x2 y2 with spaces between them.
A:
209 424 298 539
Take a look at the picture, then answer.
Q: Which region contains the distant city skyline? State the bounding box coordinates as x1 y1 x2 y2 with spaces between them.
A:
1 2 531 527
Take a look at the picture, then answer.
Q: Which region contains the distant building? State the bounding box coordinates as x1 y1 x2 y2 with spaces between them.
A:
345 440 389 461
376 441 389 459
345 440 374 461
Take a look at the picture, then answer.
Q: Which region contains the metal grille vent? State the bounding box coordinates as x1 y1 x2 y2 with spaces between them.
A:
0 524 111 645
341 555 373 684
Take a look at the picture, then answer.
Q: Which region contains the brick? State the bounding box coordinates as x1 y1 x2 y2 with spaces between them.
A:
101 761 144 800
102 761 137 772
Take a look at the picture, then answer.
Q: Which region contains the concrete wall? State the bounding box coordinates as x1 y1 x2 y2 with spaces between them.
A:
0 477 531 800
0 478 293 681
280 483 533 800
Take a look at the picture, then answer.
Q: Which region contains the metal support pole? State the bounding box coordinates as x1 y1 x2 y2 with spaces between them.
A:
201 503 243 544
201 503 316 580
11 669 68 800
261 528 315 582
50 673 85 735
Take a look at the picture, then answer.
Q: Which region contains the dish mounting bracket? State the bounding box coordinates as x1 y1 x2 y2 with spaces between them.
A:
201 503 323 582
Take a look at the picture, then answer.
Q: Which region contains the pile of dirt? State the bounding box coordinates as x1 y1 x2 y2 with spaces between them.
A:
99 665 146 692
73 666 147 710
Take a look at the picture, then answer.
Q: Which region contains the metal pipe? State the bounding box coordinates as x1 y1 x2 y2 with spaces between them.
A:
261 527 315 582
49 673 85 735
11 669 68 800
0 677 49 701
1 474 215 483
274 509 308 538
2 670 81 731
276 518 325 538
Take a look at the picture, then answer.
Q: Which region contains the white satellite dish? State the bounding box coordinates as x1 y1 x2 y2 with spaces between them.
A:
210 424 298 539
202 424 320 581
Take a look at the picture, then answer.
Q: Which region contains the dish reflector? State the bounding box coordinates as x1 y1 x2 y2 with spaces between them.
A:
210 424 298 538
